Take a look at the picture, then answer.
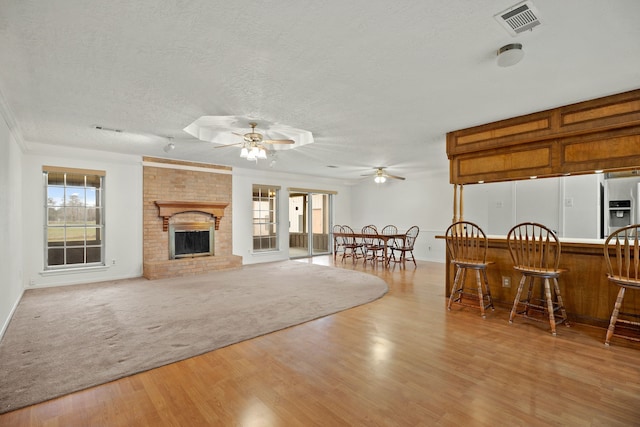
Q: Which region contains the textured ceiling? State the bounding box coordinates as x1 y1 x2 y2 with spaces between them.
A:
1 0 639 182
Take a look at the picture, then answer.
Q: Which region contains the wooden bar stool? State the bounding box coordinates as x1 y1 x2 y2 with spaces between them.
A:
507 222 569 336
603 224 640 346
445 221 495 318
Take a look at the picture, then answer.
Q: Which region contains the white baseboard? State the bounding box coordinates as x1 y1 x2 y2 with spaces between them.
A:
0 288 25 342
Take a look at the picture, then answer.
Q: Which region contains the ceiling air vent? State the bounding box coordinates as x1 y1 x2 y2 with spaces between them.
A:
494 1 542 37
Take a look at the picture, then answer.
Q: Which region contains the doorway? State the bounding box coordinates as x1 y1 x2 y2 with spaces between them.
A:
288 191 332 258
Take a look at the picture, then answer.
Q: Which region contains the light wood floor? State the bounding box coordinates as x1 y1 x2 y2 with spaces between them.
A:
2 256 640 426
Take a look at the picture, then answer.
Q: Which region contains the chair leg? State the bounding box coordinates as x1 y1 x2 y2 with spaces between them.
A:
543 278 557 336
482 268 495 311
605 287 626 346
525 276 535 317
509 275 527 324
552 278 569 327
448 266 463 310
475 269 486 318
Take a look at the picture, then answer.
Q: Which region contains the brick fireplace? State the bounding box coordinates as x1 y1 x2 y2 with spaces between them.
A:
142 157 242 279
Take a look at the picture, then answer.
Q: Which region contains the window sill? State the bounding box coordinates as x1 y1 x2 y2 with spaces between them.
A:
40 265 110 277
251 250 282 256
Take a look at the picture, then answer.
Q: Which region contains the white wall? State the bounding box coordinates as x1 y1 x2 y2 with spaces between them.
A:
232 167 353 264
349 168 452 263
22 143 143 288
0 116 24 337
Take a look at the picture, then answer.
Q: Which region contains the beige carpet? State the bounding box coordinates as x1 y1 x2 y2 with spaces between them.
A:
0 261 387 413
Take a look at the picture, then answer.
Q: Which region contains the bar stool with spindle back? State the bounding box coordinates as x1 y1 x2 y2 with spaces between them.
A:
603 223 640 346
445 221 495 318
507 222 569 335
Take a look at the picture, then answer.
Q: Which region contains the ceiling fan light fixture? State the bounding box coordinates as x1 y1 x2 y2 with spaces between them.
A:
240 146 249 158
374 175 387 184
258 148 267 159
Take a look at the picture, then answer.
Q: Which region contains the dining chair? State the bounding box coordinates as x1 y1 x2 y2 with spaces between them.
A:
340 225 364 263
332 224 344 261
389 226 419 267
603 224 640 346
380 225 398 263
507 222 569 335
361 225 384 266
445 221 495 318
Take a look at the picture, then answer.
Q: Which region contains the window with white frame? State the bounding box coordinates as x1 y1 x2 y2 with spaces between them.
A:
44 166 105 269
252 184 279 251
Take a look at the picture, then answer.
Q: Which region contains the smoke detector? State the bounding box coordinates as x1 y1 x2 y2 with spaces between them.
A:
497 43 524 67
494 1 542 37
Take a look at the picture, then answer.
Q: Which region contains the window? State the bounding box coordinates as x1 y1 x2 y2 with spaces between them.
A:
44 166 105 269
252 184 279 251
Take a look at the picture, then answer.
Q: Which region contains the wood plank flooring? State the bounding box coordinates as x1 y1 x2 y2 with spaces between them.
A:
2 257 639 426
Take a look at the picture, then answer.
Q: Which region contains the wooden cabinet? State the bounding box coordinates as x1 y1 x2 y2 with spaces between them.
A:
447 89 640 184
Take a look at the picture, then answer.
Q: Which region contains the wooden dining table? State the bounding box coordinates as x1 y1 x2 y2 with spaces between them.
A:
333 231 406 266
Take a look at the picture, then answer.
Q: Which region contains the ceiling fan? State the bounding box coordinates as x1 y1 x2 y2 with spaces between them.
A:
215 122 294 148
362 167 406 183
214 122 295 161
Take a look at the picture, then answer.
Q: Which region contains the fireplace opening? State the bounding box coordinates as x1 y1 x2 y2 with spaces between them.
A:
169 222 215 259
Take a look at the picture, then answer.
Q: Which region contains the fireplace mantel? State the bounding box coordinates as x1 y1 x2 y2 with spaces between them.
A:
155 201 229 231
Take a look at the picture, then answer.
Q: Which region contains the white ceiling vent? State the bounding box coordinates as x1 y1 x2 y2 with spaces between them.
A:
494 1 542 37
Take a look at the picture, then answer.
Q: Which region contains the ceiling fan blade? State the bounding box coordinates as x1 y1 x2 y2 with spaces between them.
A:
213 142 243 149
263 139 294 145
385 173 406 180
231 132 245 137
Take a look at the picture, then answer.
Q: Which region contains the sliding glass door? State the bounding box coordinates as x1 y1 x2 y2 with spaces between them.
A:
288 191 332 258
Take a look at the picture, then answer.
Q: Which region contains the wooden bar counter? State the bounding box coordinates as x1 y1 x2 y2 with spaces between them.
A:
439 235 639 328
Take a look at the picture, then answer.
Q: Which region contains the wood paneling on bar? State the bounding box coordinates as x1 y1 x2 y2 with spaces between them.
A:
452 143 554 184
447 88 640 184
561 128 640 169
455 117 550 146
561 99 640 126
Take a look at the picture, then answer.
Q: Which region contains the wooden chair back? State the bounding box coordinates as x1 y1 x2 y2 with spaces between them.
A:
361 225 378 246
333 224 344 245
445 221 487 264
403 226 420 249
604 224 640 284
381 225 398 247
341 225 358 245
507 222 561 271
381 225 397 235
